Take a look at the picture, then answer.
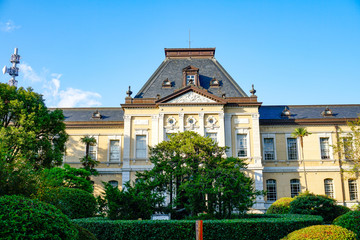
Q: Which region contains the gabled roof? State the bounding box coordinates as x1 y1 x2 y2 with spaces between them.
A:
135 48 248 99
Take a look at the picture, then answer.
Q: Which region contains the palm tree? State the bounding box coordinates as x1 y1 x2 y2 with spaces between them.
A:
80 136 99 177
292 127 312 191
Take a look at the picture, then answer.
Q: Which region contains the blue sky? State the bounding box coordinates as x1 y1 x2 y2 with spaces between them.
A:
0 0 359 107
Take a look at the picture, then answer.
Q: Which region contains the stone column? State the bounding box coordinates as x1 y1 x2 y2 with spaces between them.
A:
252 113 262 166
158 113 164 142
218 112 225 147
151 115 159 146
198 113 205 136
224 113 232 157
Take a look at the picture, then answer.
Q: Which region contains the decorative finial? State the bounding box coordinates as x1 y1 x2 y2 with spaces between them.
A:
250 84 256 96
126 86 133 98
2 48 20 87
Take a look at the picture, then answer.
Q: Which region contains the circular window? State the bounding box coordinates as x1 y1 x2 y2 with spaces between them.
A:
207 116 216 125
209 118 214 124
189 119 194 124
167 117 176 126
169 119 174 124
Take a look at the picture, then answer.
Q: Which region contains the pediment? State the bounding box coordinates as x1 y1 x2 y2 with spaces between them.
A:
168 91 216 103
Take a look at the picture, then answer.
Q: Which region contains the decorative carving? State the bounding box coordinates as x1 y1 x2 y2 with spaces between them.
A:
168 91 216 103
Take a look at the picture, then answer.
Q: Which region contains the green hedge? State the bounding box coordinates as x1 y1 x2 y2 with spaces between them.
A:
333 210 360 238
73 214 323 240
267 198 294 214
281 225 357 240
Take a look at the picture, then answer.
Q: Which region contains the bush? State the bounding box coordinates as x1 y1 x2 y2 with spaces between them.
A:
0 195 77 240
281 225 357 240
73 224 98 240
289 192 347 222
351 204 360 211
333 210 360 237
73 214 323 240
266 197 293 214
40 187 97 219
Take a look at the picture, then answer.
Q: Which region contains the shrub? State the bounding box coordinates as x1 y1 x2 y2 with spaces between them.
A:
73 214 323 240
73 224 98 240
333 210 360 237
266 197 293 214
40 187 97 219
281 225 357 240
0 195 77 240
289 192 346 222
351 204 360 211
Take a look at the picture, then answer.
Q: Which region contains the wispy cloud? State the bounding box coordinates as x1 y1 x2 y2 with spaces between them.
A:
0 20 20 32
18 63 102 108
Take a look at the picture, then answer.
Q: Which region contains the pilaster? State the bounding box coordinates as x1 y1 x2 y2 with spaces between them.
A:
198 113 205 136
218 112 225 147
224 113 232 157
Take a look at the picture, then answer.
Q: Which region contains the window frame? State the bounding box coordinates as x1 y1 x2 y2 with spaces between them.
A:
107 136 121 163
84 135 98 161
290 179 301 198
348 179 358 201
324 178 334 198
286 134 299 161
318 133 333 160
262 134 276 161
266 179 277 202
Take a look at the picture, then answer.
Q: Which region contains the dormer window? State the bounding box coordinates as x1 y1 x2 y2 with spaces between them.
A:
210 78 220 88
281 107 291 117
321 107 333 117
162 78 172 88
92 110 102 119
182 65 199 87
186 75 195 85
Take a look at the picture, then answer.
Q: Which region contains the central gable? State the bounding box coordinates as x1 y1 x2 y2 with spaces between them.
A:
168 91 216 103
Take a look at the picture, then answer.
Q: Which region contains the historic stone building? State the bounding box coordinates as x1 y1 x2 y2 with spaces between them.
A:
62 48 360 211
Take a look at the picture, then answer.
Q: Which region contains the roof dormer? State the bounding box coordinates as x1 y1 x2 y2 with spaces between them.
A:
182 65 199 87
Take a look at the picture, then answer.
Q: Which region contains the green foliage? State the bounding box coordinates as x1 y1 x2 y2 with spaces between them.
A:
80 136 99 175
40 164 93 193
266 197 294 214
0 195 78 240
333 117 360 173
333 210 360 238
136 131 262 219
73 224 98 240
281 225 357 240
351 204 360 211
96 195 107 217
104 181 164 220
73 214 322 240
289 192 349 223
40 187 97 219
0 84 67 169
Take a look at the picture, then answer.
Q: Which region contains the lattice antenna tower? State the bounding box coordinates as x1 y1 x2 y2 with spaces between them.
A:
2 48 20 87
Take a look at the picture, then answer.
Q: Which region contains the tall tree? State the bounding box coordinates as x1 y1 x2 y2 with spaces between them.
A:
333 117 360 173
80 136 99 176
135 131 262 219
0 83 67 169
292 127 312 191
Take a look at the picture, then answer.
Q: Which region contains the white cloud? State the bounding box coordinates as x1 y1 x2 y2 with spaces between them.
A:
0 20 20 32
18 63 102 108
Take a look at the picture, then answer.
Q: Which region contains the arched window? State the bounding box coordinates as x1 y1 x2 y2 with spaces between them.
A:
290 179 300 197
348 179 358 201
266 179 277 201
108 180 118 188
324 179 334 198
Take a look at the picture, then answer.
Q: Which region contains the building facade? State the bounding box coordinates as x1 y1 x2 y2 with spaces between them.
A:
62 48 360 211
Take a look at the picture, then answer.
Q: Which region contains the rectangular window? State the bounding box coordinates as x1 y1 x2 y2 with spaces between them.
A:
89 144 97 160
109 140 120 162
320 137 330 159
264 138 275 160
237 134 248 158
136 135 147 159
287 138 298 160
290 179 301 198
349 180 358 201
344 137 352 160
324 179 334 198
186 75 195 85
266 179 277 201
206 132 217 143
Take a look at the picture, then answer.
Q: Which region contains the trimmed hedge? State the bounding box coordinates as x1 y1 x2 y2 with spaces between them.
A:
40 187 97 219
333 210 360 238
73 214 323 240
0 195 78 240
281 225 357 240
267 197 293 214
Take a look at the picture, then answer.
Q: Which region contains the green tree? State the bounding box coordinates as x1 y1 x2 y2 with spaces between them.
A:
0 83 67 169
292 127 312 191
333 117 360 173
135 131 262 219
80 136 99 176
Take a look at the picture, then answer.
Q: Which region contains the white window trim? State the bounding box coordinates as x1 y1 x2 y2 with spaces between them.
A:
318 133 334 160
235 128 250 158
348 179 359 201
262 134 277 161
324 178 335 198
107 135 121 164
84 135 99 161
285 134 300 161
134 129 149 161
